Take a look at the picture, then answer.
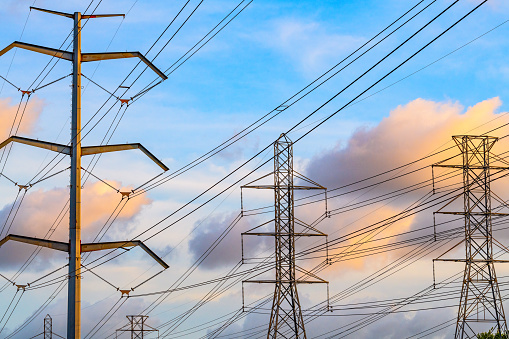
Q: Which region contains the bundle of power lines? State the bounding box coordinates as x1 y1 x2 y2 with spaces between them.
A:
1 0 508 338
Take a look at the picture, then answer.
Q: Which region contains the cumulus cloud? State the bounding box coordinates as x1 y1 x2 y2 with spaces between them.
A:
302 97 509 273
188 211 271 270
0 96 44 139
0 180 151 270
307 97 507 191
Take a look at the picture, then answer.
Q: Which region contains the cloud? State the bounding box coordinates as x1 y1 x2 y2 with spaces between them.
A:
0 180 151 270
306 97 507 196
303 97 509 272
252 19 365 76
188 211 270 270
216 131 260 162
0 96 44 139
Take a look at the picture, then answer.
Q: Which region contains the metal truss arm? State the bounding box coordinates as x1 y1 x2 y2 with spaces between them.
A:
0 234 69 252
30 6 74 18
0 236 168 268
0 41 73 61
81 240 169 269
82 52 168 80
0 136 71 154
81 143 168 171
30 7 125 19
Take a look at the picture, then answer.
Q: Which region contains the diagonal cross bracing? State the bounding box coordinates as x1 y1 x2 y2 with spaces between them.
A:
434 135 508 338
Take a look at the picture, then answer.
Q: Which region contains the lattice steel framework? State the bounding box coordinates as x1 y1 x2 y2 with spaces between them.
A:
241 134 328 339
116 315 158 339
44 314 52 339
433 135 509 338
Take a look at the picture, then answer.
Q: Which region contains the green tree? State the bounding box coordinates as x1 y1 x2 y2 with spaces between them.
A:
476 329 509 339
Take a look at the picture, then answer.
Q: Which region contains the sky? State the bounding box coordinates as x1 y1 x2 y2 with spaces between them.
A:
1 0 509 338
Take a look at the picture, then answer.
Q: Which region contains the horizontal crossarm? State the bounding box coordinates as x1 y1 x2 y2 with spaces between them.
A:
81 143 168 171
0 41 73 61
81 240 169 269
0 136 71 154
434 259 509 263
241 185 326 190
30 7 125 19
30 6 73 18
0 234 69 252
0 236 168 268
82 52 168 80
244 279 327 284
242 232 326 237
433 164 509 170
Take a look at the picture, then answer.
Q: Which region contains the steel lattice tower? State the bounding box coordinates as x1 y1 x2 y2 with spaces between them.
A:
44 314 52 339
116 315 158 339
433 135 508 338
241 134 328 339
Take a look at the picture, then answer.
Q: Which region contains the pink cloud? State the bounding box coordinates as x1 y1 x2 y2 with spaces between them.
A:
0 180 151 270
0 96 44 140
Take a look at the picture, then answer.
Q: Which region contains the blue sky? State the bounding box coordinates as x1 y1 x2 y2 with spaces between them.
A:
2 0 509 337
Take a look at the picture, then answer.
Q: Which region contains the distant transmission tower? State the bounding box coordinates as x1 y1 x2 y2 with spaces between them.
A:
241 134 328 338
433 135 508 338
44 314 52 339
0 6 169 339
116 315 158 339
31 314 64 339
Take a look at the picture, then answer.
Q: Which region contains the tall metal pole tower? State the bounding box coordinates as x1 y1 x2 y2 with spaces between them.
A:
116 315 158 338
433 135 508 338
0 7 169 339
44 314 53 339
241 134 328 339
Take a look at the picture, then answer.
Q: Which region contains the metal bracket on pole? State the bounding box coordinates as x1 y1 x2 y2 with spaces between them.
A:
81 143 168 171
0 44 167 81
0 234 169 269
0 137 168 171
0 136 71 154
119 289 131 297
30 6 125 19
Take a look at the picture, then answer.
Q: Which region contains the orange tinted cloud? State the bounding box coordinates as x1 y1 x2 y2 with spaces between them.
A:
305 97 509 273
0 180 151 268
307 97 507 194
0 96 44 139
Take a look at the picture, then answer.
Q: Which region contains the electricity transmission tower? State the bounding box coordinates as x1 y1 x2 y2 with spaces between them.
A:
0 6 169 339
241 134 328 339
31 314 64 339
433 135 509 338
116 315 158 338
44 315 53 339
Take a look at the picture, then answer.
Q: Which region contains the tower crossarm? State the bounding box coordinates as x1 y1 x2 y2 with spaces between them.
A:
0 234 69 252
81 240 169 269
433 164 509 170
0 42 167 81
241 185 325 190
0 137 168 171
0 41 73 60
244 279 328 284
0 136 71 154
434 259 509 263
242 232 326 236
82 52 167 80
435 211 509 216
0 235 168 269
81 143 168 171
30 6 125 19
